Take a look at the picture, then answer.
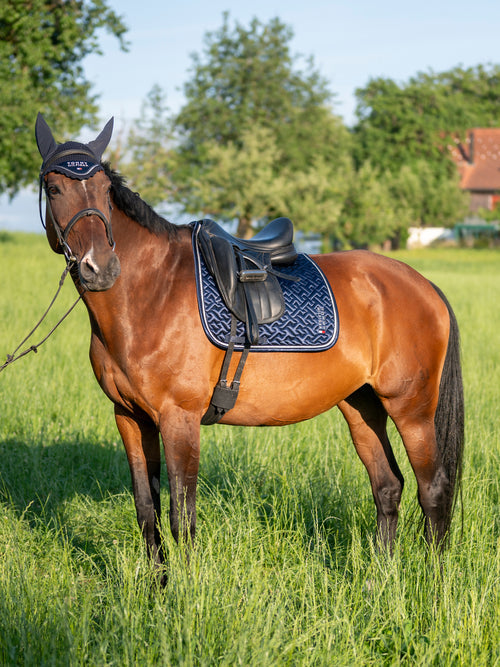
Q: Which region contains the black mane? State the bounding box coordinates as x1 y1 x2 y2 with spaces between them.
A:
102 162 185 236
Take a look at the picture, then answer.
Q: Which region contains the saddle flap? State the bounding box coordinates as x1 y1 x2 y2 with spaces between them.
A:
198 225 285 340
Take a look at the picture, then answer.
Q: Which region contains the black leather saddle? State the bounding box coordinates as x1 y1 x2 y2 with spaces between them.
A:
200 216 298 264
197 218 298 345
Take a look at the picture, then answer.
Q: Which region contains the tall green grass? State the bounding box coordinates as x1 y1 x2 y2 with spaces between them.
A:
0 234 499 665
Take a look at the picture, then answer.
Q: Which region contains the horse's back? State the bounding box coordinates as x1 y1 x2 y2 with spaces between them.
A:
220 249 450 426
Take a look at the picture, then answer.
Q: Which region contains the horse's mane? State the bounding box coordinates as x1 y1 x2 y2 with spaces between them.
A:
102 162 184 236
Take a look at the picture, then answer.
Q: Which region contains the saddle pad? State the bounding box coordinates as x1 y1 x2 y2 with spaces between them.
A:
192 225 339 352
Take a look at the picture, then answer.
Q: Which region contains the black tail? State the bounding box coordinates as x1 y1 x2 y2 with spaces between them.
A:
432 283 465 536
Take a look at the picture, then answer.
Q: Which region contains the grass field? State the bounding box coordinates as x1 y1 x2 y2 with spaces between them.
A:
0 232 499 665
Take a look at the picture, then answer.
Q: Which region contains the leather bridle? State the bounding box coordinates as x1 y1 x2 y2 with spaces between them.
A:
38 150 116 263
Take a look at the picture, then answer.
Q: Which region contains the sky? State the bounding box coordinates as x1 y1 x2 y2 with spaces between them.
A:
2 0 500 232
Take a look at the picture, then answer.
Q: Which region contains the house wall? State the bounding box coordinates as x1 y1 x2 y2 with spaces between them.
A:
407 227 454 248
469 192 492 212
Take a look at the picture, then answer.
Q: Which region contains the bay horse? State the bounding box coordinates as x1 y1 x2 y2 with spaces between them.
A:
35 114 464 573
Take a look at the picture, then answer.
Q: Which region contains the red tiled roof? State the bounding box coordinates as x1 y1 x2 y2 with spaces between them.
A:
450 128 500 192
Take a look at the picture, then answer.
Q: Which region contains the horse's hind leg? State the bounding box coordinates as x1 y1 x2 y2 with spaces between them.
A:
381 397 450 547
339 385 404 550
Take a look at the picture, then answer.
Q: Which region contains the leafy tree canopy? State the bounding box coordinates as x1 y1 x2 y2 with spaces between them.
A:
117 15 493 244
172 12 351 236
389 160 470 228
337 162 401 248
109 85 176 208
353 64 500 175
0 0 128 196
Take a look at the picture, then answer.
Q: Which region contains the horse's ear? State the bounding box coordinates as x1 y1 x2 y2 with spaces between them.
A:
35 113 57 160
87 117 114 160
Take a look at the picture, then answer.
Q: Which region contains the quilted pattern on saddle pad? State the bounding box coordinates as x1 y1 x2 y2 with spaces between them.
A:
193 234 339 353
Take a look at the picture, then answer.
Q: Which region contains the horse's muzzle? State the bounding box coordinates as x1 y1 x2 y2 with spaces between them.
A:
78 252 121 291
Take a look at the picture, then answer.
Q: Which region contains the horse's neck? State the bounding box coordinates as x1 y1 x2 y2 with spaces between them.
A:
82 215 192 338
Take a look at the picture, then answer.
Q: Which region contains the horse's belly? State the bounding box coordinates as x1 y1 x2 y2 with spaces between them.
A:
218 347 364 426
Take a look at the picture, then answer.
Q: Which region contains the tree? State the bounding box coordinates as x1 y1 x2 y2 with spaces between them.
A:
353 65 500 174
389 161 470 228
0 0 128 196
181 126 284 231
110 85 176 207
275 155 353 239
337 162 402 248
173 13 351 236
352 65 499 228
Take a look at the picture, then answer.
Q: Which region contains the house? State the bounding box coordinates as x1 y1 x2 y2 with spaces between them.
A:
451 128 500 212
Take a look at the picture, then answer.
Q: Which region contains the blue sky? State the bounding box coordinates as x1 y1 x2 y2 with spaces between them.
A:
2 0 500 231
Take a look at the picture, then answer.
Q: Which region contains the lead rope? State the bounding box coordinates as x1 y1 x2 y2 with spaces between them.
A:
0 261 84 373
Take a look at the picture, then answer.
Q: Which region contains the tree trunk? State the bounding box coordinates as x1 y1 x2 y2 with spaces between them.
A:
237 216 253 238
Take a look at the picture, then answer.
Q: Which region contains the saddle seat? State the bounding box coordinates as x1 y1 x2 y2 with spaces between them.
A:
200 217 298 265
197 217 299 346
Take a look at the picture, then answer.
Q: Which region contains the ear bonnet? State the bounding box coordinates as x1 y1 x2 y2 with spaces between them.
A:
35 113 114 180
35 113 116 254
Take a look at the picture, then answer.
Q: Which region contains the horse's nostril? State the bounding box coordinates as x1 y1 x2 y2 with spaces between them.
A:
78 252 120 292
82 255 99 276
86 259 97 274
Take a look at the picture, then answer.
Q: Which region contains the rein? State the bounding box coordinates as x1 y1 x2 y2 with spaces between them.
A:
0 261 84 374
3 156 116 374
4 174 113 374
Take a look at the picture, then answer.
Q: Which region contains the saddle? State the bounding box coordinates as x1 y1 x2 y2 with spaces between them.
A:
197 217 298 345
196 217 299 425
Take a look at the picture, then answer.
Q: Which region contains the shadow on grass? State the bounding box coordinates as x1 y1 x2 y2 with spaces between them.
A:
0 435 130 511
0 433 138 575
0 425 404 574
197 431 378 562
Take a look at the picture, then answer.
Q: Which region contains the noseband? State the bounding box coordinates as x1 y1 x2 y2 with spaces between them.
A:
48 201 115 263
39 169 115 263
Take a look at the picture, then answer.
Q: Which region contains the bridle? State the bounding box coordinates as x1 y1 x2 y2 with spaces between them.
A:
38 149 116 263
0 116 119 374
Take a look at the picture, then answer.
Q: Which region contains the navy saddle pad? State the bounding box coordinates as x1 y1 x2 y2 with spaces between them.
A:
192 223 339 352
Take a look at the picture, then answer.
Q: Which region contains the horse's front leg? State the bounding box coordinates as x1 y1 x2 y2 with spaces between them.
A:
114 405 163 566
159 408 201 547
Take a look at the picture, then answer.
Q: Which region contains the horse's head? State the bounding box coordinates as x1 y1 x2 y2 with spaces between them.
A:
35 113 121 292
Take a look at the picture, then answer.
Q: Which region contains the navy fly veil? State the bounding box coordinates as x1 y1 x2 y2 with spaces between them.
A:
193 223 339 353
36 113 114 181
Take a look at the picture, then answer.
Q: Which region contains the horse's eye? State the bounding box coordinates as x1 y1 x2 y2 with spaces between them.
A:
47 185 60 197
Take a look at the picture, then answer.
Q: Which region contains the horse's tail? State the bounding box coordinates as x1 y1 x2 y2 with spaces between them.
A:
432 283 465 537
